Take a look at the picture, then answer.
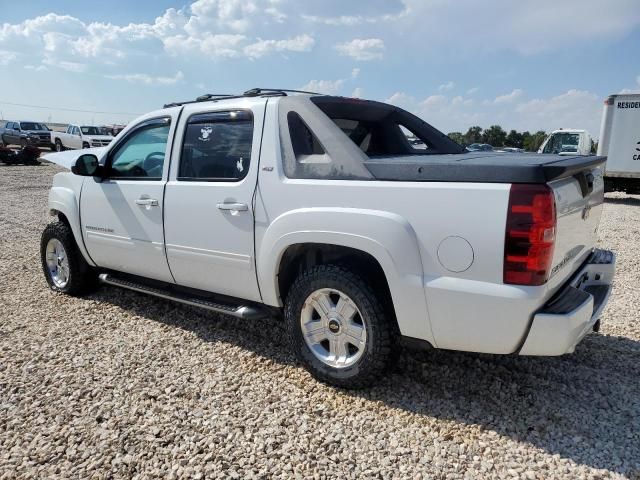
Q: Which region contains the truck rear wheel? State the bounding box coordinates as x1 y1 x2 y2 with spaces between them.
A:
40 221 98 296
284 264 393 388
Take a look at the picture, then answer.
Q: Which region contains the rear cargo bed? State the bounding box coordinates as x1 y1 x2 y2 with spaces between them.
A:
364 152 606 184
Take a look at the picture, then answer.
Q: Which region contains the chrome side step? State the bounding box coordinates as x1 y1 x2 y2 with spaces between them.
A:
98 273 269 320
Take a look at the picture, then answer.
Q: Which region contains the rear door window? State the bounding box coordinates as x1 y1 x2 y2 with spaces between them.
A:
179 111 253 181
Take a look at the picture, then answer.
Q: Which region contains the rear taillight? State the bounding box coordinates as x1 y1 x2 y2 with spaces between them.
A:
504 184 556 286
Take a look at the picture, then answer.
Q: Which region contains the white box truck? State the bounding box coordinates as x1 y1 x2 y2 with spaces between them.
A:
598 93 640 194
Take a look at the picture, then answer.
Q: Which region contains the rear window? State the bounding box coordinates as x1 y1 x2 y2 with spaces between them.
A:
179 110 253 181
310 97 463 157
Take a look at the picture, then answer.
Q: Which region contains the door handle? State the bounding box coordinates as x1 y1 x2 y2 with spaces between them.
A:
135 197 159 207
217 202 248 212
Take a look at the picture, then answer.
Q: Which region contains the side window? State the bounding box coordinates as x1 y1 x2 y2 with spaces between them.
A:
109 119 170 180
73 127 80 136
66 126 72 134
179 110 253 181
287 111 326 161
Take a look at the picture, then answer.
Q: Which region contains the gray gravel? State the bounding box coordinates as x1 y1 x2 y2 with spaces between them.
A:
1 163 639 479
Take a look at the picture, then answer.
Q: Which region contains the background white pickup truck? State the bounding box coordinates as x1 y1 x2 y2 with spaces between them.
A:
40 89 615 388
538 129 593 156
51 124 113 152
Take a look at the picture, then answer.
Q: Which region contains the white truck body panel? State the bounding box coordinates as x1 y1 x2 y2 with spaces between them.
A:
597 93 640 179
42 93 615 358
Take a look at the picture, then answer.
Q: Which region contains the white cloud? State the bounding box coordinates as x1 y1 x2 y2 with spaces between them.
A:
494 89 524 103
42 57 87 73
351 68 360 79
106 70 184 86
467 87 479 95
0 50 17 66
351 87 364 98
335 38 384 61
243 34 314 58
438 81 454 92
24 64 48 72
385 92 415 106
514 89 601 132
422 95 447 108
299 79 345 95
164 34 246 58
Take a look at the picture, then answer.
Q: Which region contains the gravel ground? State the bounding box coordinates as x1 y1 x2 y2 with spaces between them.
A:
1 163 639 479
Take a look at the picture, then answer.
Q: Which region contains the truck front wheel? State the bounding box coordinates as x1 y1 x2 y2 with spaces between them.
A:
40 221 98 296
54 139 63 152
285 264 394 388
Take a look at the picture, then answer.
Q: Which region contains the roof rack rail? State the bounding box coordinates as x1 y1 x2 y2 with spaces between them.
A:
242 88 321 97
163 88 322 109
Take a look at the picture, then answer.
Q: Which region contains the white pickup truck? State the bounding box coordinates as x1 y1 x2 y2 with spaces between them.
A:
538 129 593 156
40 89 615 388
51 124 113 152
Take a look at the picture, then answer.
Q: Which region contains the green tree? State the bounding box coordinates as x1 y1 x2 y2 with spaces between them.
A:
524 130 547 151
447 132 465 146
482 125 507 147
505 130 524 148
464 126 483 145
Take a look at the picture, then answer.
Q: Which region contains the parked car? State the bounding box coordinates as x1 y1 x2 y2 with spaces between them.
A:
0 121 53 149
598 93 640 194
501 147 525 153
466 143 494 151
40 89 615 388
51 124 113 152
538 129 592 156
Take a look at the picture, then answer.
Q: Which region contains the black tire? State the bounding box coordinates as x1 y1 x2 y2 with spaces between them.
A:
40 221 98 296
82 142 90 149
54 139 63 152
285 264 394 389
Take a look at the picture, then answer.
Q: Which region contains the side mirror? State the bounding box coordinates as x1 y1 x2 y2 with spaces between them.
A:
71 154 100 176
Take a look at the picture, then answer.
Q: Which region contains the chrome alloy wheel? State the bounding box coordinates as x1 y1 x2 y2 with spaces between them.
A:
45 238 70 288
300 288 367 368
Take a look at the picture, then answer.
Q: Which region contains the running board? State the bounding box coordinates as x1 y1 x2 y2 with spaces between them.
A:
98 273 269 320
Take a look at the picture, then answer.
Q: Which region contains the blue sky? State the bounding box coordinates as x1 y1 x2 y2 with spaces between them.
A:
1 0 639 137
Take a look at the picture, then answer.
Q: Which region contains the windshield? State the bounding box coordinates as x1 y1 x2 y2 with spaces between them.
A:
81 126 102 135
543 133 580 154
20 122 46 131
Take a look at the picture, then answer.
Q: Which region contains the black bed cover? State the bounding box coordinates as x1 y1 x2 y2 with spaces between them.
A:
363 152 606 184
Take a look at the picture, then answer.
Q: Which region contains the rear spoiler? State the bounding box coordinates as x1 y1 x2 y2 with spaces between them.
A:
541 155 607 182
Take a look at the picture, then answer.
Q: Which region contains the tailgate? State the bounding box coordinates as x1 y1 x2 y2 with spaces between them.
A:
546 161 606 293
